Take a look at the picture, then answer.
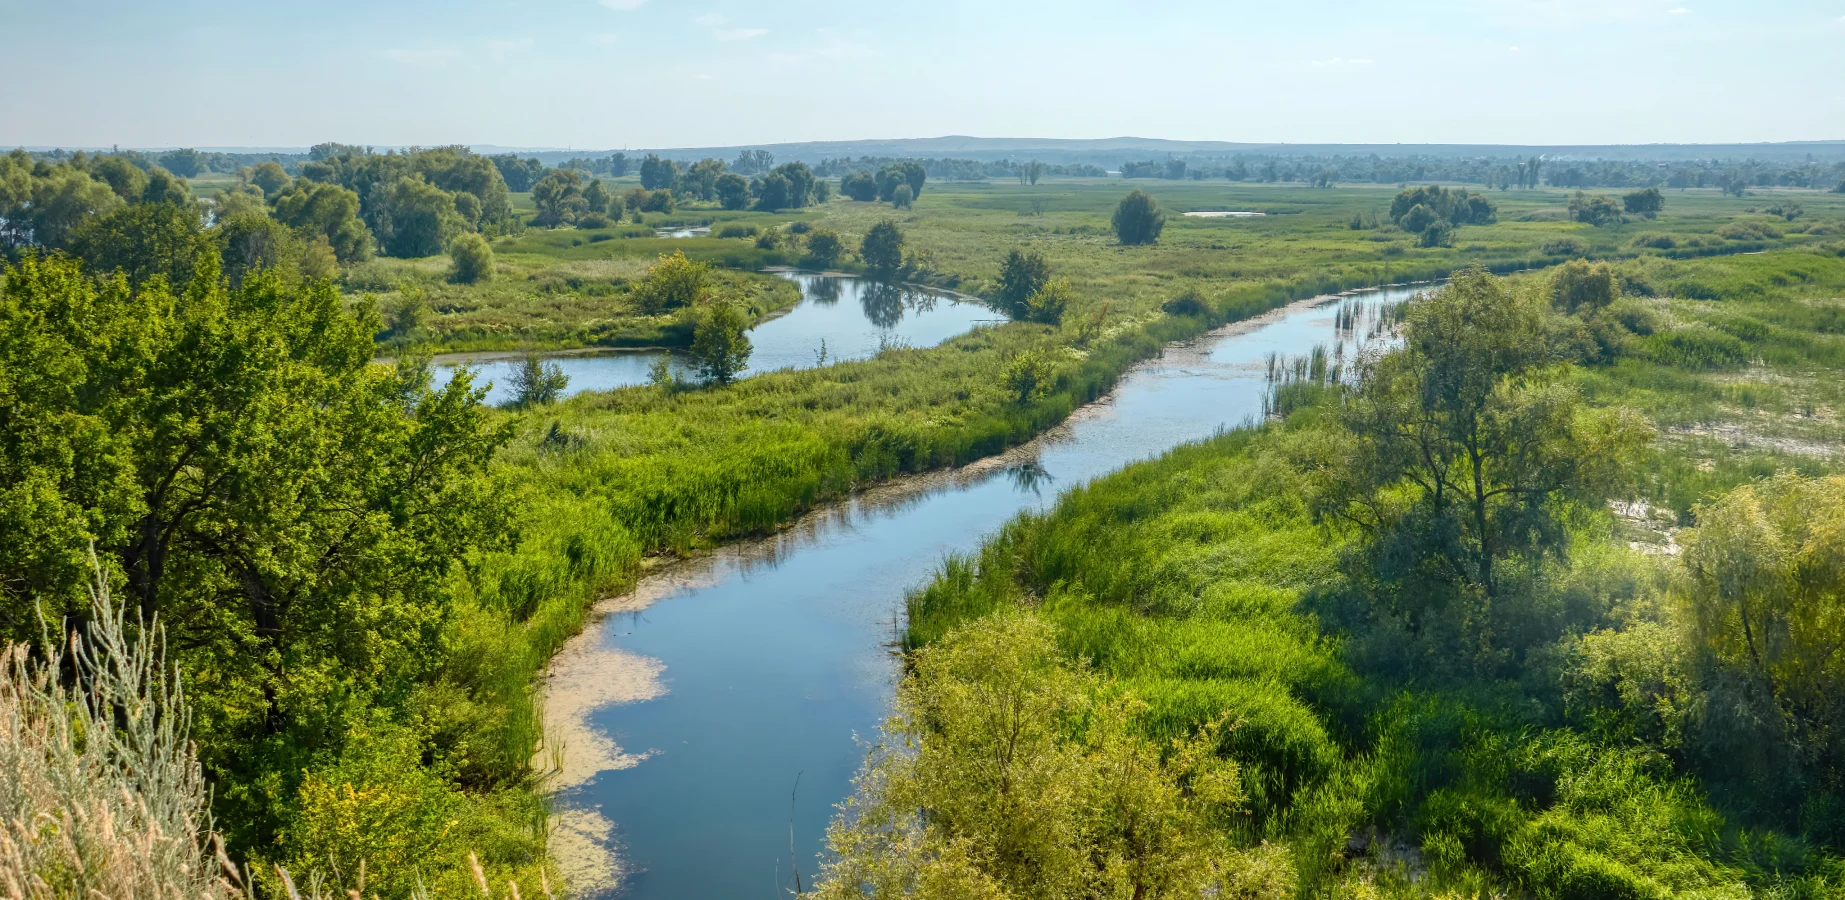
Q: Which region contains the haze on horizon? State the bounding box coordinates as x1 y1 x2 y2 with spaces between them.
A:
5 0 1843 150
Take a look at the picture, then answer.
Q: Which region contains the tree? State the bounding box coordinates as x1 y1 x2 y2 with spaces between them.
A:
690 299 753 385
378 176 467 257
1418 219 1454 248
679 158 727 202
158 148 206 178
629 250 710 313
1002 348 1057 403
997 249 1050 317
1550 259 1617 315
530 169 586 228
1402 203 1439 234
1623 187 1665 218
641 189 674 213
1022 160 1046 186
804 229 844 267
891 184 914 209
639 154 680 190
246 161 292 199
0 156 123 251
507 351 569 407
69 202 210 288
732 149 774 175
1568 192 1623 226
1310 268 1650 621
756 172 794 211
90 156 150 203
0 251 509 839
716 173 751 210
448 232 495 284
215 210 337 287
861 221 905 276
1680 475 1845 776
875 161 926 201
272 181 372 263
489 154 547 192
582 177 610 215
1112 190 1164 245
840 171 878 202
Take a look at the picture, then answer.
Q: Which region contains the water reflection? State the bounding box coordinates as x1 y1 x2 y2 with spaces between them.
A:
859 281 908 329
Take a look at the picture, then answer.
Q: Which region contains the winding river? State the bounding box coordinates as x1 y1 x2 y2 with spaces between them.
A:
544 283 1422 899
438 274 995 407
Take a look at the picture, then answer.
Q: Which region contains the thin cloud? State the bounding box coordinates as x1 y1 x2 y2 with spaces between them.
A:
1309 57 1373 66
694 12 725 26
383 47 461 68
593 33 621 44
599 0 646 9
1668 7 1689 13
715 27 767 41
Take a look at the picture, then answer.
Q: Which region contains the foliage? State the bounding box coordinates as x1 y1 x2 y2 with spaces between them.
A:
530 168 586 228
876 161 926 202
69 201 211 288
0 250 511 859
841 171 878 202
716 172 751 210
816 613 1281 900
272 181 373 263
1001 348 1057 403
1550 258 1618 315
996 248 1050 317
448 232 495 284
1624 187 1666 218
639 153 680 190
690 299 753 385
507 352 569 408
1569 191 1625 227
377 176 468 257
891 184 914 209
1309 269 1651 624
1112 189 1165 245
629 250 711 314
0 150 124 251
1023 277 1074 325
804 228 844 267
861 220 906 275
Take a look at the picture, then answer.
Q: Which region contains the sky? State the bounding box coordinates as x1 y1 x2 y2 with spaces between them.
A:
4 0 1843 150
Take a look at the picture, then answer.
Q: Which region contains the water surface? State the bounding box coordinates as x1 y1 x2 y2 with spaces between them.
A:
550 284 1421 900
436 274 994 406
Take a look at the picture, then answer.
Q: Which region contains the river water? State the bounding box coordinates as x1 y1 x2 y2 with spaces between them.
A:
544 283 1422 899
437 274 995 407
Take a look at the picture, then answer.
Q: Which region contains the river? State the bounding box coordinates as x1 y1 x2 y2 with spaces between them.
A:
436 274 995 407
543 282 1423 899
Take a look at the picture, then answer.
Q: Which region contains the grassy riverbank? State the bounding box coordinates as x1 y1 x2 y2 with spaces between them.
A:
876 247 1845 898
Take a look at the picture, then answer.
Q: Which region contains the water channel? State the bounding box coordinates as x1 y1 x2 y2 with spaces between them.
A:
544 282 1424 899
436 273 995 407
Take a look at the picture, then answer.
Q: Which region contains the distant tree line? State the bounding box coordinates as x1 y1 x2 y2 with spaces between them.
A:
1113 152 1845 191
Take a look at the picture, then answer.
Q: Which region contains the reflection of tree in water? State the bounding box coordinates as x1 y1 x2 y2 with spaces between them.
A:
805 276 843 306
1007 460 1054 496
860 281 908 330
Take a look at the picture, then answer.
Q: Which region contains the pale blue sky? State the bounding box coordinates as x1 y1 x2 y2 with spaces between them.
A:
6 0 1842 149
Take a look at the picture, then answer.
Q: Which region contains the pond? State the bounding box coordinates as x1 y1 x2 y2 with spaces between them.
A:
433 274 996 407
544 283 1424 899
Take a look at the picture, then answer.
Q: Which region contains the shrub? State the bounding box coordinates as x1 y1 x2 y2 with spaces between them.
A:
997 248 1051 316
1629 233 1676 250
1551 259 1618 315
447 232 495 284
690 299 753 385
1023 277 1074 325
1001 348 1057 402
891 184 914 209
803 229 843 267
716 223 758 239
507 351 569 407
1542 237 1590 257
861 220 905 275
1112 189 1164 245
1641 326 1748 370
629 250 710 313
575 212 612 229
1418 220 1454 248
1716 221 1780 242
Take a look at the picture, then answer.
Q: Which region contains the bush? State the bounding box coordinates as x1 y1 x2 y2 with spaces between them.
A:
997 248 1051 316
447 232 495 284
803 229 843 267
1023 277 1074 325
1716 221 1780 242
1542 237 1590 257
507 351 569 407
861 220 905 275
1551 259 1617 315
1001 348 1057 402
1628 233 1676 250
1112 189 1164 245
1418 220 1454 248
690 300 752 385
575 212 612 229
1641 326 1748 370
891 184 914 209
629 250 710 313
716 223 758 238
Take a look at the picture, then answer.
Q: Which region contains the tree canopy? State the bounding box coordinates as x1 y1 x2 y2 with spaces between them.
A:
1112 190 1164 246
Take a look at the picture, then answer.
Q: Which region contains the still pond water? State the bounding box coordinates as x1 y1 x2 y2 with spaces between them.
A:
436 273 995 407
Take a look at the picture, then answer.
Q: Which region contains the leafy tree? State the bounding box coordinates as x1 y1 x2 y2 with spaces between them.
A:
1623 187 1665 218
157 148 206 178
0 251 509 845
639 154 680 190
1680 475 1845 778
581 177 610 215
1550 259 1617 315
840 171 878 202
1402 203 1439 234
1310 268 1650 619
690 299 753 385
732 148 774 175
0 155 123 251
69 202 210 288
891 184 913 209
507 351 568 407
1569 192 1623 227
377 176 466 257
90 156 150 203
630 250 710 313
715 173 751 210
215 211 338 287
815 614 1267 900
861 221 905 275
448 232 495 284
140 167 191 206
756 172 794 211
997 249 1050 317
679 158 727 202
1418 219 1454 248
488 154 547 192
641 189 674 213
246 161 292 199
530 169 586 228
1112 189 1164 246
803 229 844 267
272 182 372 263
875 161 926 201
